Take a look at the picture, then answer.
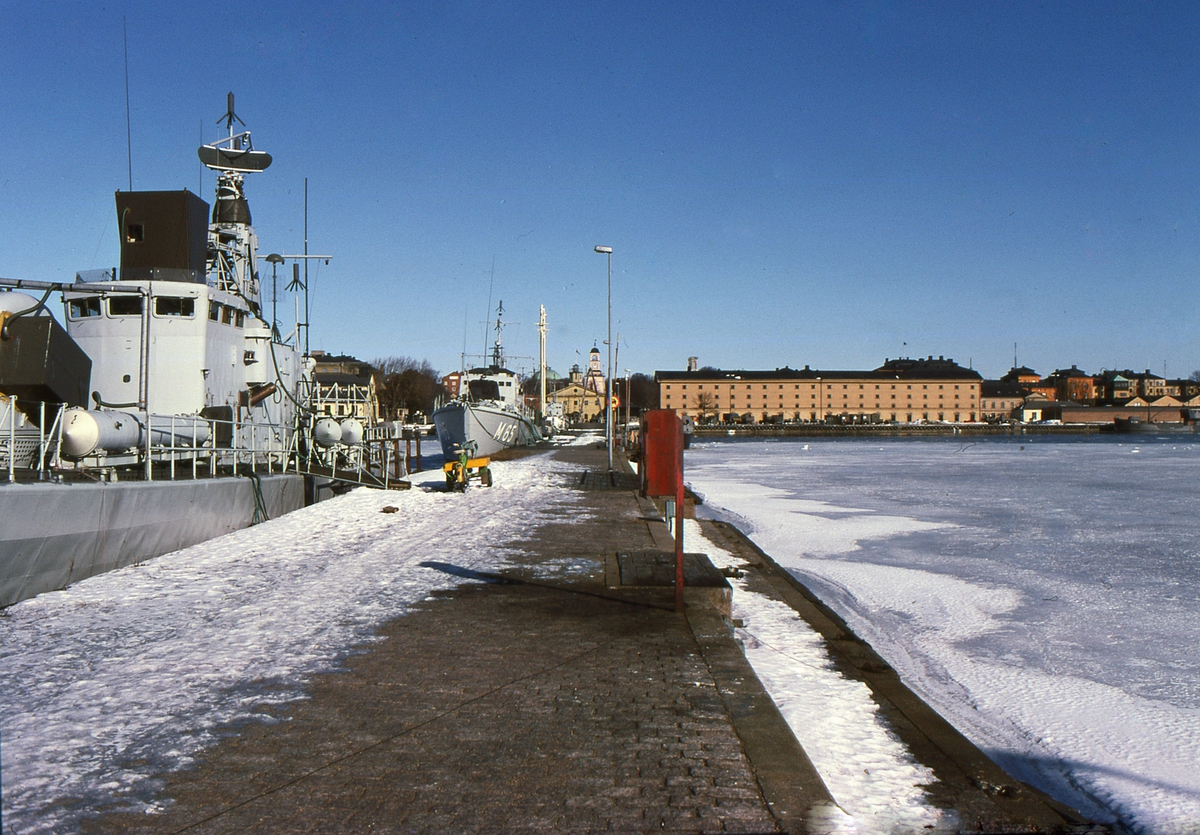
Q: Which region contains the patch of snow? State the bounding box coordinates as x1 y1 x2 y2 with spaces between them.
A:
688 520 950 833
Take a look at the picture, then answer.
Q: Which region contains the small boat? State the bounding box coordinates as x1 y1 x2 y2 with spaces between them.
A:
433 304 541 459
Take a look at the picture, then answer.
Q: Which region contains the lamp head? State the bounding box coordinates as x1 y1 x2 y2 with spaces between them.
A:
594 245 612 254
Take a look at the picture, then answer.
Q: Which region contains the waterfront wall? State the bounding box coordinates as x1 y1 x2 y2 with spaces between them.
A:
692 423 1106 438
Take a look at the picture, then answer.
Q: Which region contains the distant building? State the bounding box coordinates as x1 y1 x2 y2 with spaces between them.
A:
546 382 604 423
655 356 982 424
441 370 463 399
1096 370 1138 402
311 351 379 424
582 345 607 397
1000 366 1041 387
980 381 1026 421
1043 365 1096 404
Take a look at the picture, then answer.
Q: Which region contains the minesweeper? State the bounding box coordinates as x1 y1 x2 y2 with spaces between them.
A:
432 303 542 459
0 95 383 608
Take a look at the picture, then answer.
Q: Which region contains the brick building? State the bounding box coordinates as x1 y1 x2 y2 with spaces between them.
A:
656 356 982 424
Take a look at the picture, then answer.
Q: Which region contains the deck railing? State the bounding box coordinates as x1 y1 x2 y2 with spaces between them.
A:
2 399 418 490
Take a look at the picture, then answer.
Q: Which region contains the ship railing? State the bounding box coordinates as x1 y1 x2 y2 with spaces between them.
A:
2 401 420 490
2 398 66 484
291 414 416 491
145 413 295 482
1 400 301 484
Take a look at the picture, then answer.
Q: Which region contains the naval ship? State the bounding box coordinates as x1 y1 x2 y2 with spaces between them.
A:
432 303 542 459
0 95 386 608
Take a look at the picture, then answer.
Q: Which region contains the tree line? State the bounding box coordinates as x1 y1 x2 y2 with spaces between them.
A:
371 356 443 420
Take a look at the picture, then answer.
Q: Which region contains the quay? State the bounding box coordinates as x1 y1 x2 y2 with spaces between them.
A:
82 442 1098 834
692 423 1105 439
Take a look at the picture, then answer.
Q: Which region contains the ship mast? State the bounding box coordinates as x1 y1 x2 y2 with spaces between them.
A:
490 301 506 369
197 92 272 314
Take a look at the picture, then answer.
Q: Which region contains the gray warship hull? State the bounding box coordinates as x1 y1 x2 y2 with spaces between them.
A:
433 401 541 459
0 474 305 608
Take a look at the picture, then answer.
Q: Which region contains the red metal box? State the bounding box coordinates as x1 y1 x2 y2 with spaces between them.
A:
641 409 683 498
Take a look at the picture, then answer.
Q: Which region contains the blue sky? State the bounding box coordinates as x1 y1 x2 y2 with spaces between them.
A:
3 1 1199 380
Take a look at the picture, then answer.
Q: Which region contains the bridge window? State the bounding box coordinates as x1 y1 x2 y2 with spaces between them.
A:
154 297 195 317
68 298 102 319
108 296 143 316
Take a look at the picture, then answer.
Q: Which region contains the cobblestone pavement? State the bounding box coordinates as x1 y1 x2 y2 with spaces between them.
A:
87 445 783 834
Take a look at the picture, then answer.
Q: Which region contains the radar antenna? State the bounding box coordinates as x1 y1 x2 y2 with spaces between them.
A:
198 91 272 173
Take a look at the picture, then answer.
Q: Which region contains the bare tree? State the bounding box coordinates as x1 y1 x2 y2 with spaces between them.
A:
693 392 717 422
372 356 441 420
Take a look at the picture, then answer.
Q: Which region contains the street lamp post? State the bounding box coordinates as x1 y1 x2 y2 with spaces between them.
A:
594 245 613 470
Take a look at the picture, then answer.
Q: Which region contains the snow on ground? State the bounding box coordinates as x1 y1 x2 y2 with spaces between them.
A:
687 519 952 834
687 436 1200 834
0 453 589 834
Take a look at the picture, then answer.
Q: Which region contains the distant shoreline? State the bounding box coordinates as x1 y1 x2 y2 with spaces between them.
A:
692 423 1111 438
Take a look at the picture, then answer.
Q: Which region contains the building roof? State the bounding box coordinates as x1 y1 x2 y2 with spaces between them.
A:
315 372 373 386
1000 366 1039 381
1047 365 1090 378
656 356 981 383
981 380 1027 397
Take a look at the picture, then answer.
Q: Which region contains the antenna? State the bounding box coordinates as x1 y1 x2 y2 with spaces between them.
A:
484 256 495 357
539 305 547 419
197 92 272 172
221 91 245 137
123 17 132 190
304 177 309 355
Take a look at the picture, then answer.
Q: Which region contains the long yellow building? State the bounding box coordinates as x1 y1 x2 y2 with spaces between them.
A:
656 357 982 424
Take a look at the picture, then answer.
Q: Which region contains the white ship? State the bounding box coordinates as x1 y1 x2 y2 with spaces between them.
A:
0 95 389 608
433 304 542 459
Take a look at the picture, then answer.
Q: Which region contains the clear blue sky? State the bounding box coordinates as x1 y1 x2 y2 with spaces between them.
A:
3 1 1199 380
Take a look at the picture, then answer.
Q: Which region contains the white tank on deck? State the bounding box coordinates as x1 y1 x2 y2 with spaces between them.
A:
339 417 363 446
313 417 342 447
60 409 214 457
0 291 50 316
61 409 142 457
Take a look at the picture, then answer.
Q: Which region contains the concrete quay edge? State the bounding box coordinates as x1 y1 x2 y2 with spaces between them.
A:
697 516 1109 833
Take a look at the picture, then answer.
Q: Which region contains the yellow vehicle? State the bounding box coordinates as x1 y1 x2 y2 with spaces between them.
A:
443 445 492 491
